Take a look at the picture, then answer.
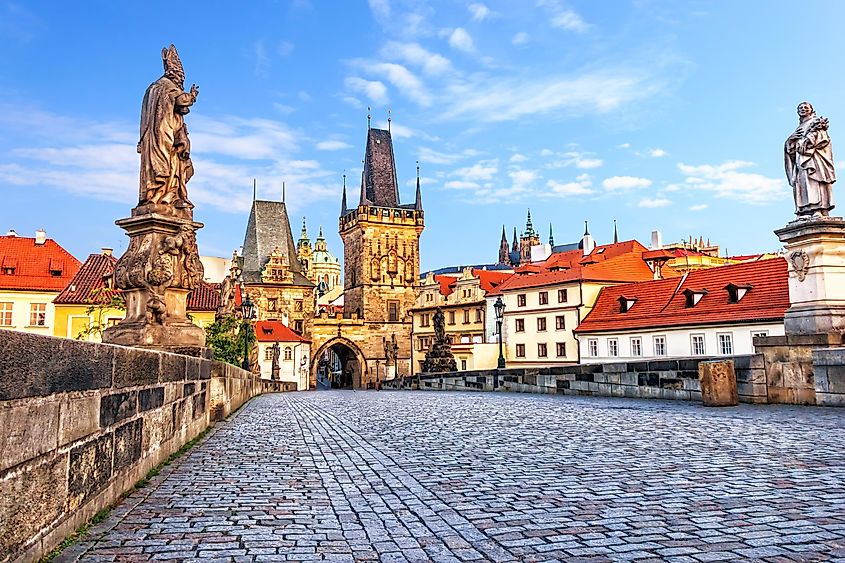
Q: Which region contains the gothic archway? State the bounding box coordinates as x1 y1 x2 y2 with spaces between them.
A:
311 337 367 390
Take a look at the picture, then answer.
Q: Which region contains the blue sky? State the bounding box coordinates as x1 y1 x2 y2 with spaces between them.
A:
1 0 844 271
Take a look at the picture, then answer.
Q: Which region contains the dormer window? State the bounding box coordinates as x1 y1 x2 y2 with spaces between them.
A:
617 296 637 313
2 256 17 275
2 267 14 275
682 288 708 308
724 283 752 304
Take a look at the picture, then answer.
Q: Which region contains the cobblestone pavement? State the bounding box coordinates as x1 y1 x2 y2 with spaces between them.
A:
62 391 845 562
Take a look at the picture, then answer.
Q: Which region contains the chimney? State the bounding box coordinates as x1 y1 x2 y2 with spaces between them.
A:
101 248 113 257
35 229 47 245
650 230 663 250
5 229 17 237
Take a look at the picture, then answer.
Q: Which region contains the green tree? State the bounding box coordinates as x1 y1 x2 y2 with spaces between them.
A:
205 314 255 368
76 287 125 341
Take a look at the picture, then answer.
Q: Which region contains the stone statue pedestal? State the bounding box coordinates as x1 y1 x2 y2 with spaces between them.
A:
102 212 206 351
775 216 845 334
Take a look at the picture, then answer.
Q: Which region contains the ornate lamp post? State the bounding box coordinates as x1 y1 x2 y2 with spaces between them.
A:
494 296 506 388
240 295 255 371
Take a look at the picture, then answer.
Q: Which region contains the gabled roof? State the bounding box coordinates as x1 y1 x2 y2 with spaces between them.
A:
0 235 81 292
435 275 458 296
253 320 310 343
240 199 312 286
575 258 788 333
471 269 513 293
187 281 220 312
361 128 401 208
54 253 118 305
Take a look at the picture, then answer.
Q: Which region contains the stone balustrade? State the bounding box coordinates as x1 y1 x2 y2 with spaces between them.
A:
0 330 292 563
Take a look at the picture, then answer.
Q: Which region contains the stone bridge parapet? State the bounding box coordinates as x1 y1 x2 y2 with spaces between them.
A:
0 330 292 563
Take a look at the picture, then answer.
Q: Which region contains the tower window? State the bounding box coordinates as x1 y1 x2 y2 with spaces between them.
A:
388 301 399 322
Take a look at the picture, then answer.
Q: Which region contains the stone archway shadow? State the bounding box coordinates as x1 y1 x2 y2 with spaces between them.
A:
310 337 368 390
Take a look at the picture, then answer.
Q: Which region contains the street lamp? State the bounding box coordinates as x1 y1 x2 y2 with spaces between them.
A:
494 296 506 388
240 295 255 371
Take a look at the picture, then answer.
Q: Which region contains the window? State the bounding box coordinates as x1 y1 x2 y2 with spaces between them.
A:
388 301 399 322
515 344 526 357
654 336 667 356
284 347 293 360
517 294 526 307
29 303 46 327
294 320 303 333
538 343 548 357
2 267 13 275
537 317 547 332
555 315 565 330
718 333 733 355
420 313 430 327
587 338 598 357
691 334 706 356
515 318 525 332
463 309 470 324
294 299 304 312
265 347 274 361
752 330 768 338
267 298 277 311
557 289 568 303
539 291 548 305
475 309 482 322
461 359 467 370
556 342 566 357
106 318 121 327
448 311 455 325
630 337 643 357
608 338 618 357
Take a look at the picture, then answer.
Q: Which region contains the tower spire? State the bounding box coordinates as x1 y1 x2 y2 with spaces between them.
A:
341 173 348 215
253 178 256 201
549 223 555 246
525 209 535 236
584 220 590 236
388 107 392 133
282 181 286 203
512 227 519 252
301 216 308 240
367 106 371 130
613 219 618 244
414 160 423 210
498 224 510 265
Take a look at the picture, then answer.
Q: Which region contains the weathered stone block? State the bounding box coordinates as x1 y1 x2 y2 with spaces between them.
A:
602 362 628 373
192 390 206 418
67 433 114 510
113 419 143 473
620 372 638 386
100 391 138 427
139 386 165 412
629 361 650 372
59 394 100 446
113 347 160 388
199 358 212 380
816 392 845 407
183 382 196 397
0 453 68 557
575 373 595 382
698 360 738 407
648 359 678 371
0 399 59 472
160 353 187 382
0 331 113 400
637 373 659 387
678 359 702 371
142 406 174 451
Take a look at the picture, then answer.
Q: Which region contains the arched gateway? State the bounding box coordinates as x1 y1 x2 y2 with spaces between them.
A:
311 337 367 390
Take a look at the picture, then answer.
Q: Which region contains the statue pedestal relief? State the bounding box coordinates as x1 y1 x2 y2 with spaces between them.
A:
103 45 206 351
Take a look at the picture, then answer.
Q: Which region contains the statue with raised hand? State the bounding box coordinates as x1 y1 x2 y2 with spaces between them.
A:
785 101 836 218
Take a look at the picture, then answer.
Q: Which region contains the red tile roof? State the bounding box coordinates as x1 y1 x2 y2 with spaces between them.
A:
187 281 220 312
435 275 458 296
0 235 81 292
253 320 309 342
54 253 118 305
575 258 788 333
472 269 513 292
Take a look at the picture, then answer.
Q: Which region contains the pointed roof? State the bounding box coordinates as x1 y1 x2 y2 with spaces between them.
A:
241 200 312 286
548 223 555 246
613 219 619 244
0 235 81 292
360 128 400 208
414 162 423 210
340 174 348 215
299 217 309 242
524 209 536 237
54 252 117 304
512 227 519 252
500 225 508 244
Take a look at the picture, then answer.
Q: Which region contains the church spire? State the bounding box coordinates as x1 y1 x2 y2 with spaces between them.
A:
282 181 286 203
300 217 309 241
512 227 519 252
524 209 535 236
340 173 348 215
414 160 423 210
584 220 590 236
549 223 555 246
498 225 510 264
613 219 618 244
252 178 256 201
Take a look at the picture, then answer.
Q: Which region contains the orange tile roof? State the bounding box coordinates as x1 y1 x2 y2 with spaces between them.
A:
435 274 458 296
575 258 788 333
54 253 118 305
187 281 220 312
0 235 81 292
254 320 309 342
471 269 513 293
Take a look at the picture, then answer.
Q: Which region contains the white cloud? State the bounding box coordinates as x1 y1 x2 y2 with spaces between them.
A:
510 169 538 188
543 150 603 170
444 180 480 190
547 174 593 197
617 143 631 149
677 160 787 204
537 0 589 33
252 40 270 78
381 42 452 75
468 3 491 20
418 146 464 165
638 197 671 208
509 153 528 163
448 28 475 52
648 148 668 157
602 176 652 190
316 140 352 151
512 32 529 45
368 0 391 23
344 76 388 105
451 159 498 181
689 203 709 211
540 148 555 157
368 62 431 106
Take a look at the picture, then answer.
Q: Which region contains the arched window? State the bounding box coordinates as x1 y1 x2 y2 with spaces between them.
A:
284 347 292 360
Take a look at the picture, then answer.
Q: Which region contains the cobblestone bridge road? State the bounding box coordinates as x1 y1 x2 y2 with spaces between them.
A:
62 391 845 562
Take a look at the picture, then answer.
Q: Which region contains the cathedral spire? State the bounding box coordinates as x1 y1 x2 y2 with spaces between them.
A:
524 209 535 236
300 217 309 241
341 173 348 215
367 106 371 130
252 178 256 201
512 227 519 252
282 181 286 203
498 225 510 264
414 160 423 210
549 223 555 246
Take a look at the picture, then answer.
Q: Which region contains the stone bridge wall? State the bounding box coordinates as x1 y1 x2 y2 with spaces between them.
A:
0 331 292 563
389 355 768 404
